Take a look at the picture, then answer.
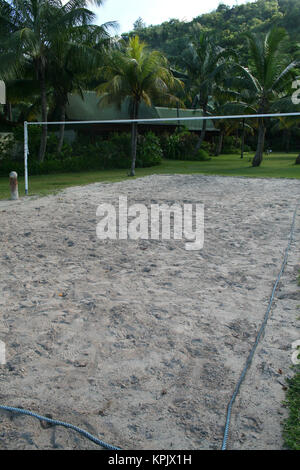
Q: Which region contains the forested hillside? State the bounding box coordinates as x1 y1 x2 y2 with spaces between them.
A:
124 0 300 65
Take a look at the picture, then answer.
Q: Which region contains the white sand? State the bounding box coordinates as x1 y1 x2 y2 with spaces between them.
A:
0 174 299 450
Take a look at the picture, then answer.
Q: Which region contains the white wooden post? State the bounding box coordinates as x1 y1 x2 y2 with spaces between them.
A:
9 171 19 200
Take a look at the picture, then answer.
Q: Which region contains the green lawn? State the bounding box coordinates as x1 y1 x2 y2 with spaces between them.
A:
0 152 299 200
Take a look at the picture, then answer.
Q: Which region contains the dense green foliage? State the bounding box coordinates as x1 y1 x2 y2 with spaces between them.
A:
127 0 300 65
160 129 210 160
0 129 163 176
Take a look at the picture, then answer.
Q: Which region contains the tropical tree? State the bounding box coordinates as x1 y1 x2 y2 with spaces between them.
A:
178 32 233 151
208 88 255 157
230 27 298 167
97 36 183 176
0 0 105 161
48 23 114 153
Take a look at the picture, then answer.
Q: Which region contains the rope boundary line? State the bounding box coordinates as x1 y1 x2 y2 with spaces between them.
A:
221 201 299 450
0 405 121 450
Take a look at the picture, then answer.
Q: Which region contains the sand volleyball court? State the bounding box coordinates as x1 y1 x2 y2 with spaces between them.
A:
0 174 299 449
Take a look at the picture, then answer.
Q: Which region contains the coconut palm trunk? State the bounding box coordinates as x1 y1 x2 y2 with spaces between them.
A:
57 103 66 155
215 130 224 156
195 106 207 152
130 100 139 176
285 129 291 153
252 119 265 167
5 102 12 121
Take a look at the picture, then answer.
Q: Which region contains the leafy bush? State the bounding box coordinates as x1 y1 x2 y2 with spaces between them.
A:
200 140 212 154
74 132 162 170
0 133 14 158
136 132 163 167
222 135 241 154
10 126 61 160
197 149 211 161
0 129 162 176
243 144 252 152
160 129 210 161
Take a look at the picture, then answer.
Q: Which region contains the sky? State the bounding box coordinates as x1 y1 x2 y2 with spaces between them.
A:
91 0 257 34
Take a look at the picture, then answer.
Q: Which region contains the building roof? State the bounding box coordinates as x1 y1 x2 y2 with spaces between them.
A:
0 81 5 105
66 91 217 132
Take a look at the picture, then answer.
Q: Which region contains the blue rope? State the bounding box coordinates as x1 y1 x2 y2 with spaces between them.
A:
221 201 299 450
0 405 121 450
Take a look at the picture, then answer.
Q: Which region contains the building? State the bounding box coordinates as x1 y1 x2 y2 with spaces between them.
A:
0 81 5 105
65 91 219 138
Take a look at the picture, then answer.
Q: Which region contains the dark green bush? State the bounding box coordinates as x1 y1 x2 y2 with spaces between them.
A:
222 136 241 154
11 126 61 160
136 131 163 167
0 129 162 176
243 144 252 152
160 129 210 161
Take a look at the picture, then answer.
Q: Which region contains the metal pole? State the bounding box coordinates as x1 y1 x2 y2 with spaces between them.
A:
24 121 29 195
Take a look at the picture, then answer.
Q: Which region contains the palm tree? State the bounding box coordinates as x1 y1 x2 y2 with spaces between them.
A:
0 0 104 161
48 23 114 154
270 116 299 153
97 36 182 176
209 91 255 157
231 27 298 167
179 33 233 151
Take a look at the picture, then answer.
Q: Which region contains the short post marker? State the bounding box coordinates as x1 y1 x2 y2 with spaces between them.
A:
9 171 19 200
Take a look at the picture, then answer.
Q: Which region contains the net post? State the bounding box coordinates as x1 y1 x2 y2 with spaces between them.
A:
24 121 29 195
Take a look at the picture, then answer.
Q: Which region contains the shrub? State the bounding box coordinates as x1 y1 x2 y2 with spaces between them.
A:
136 132 162 167
222 136 241 154
196 148 210 161
0 129 162 176
0 133 14 157
243 144 252 152
160 130 210 161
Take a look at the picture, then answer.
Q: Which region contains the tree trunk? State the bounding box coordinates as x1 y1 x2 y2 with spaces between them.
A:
38 64 48 162
285 129 291 153
241 119 245 159
215 130 224 156
5 102 12 121
252 120 265 167
57 104 66 155
195 108 207 152
130 100 139 176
